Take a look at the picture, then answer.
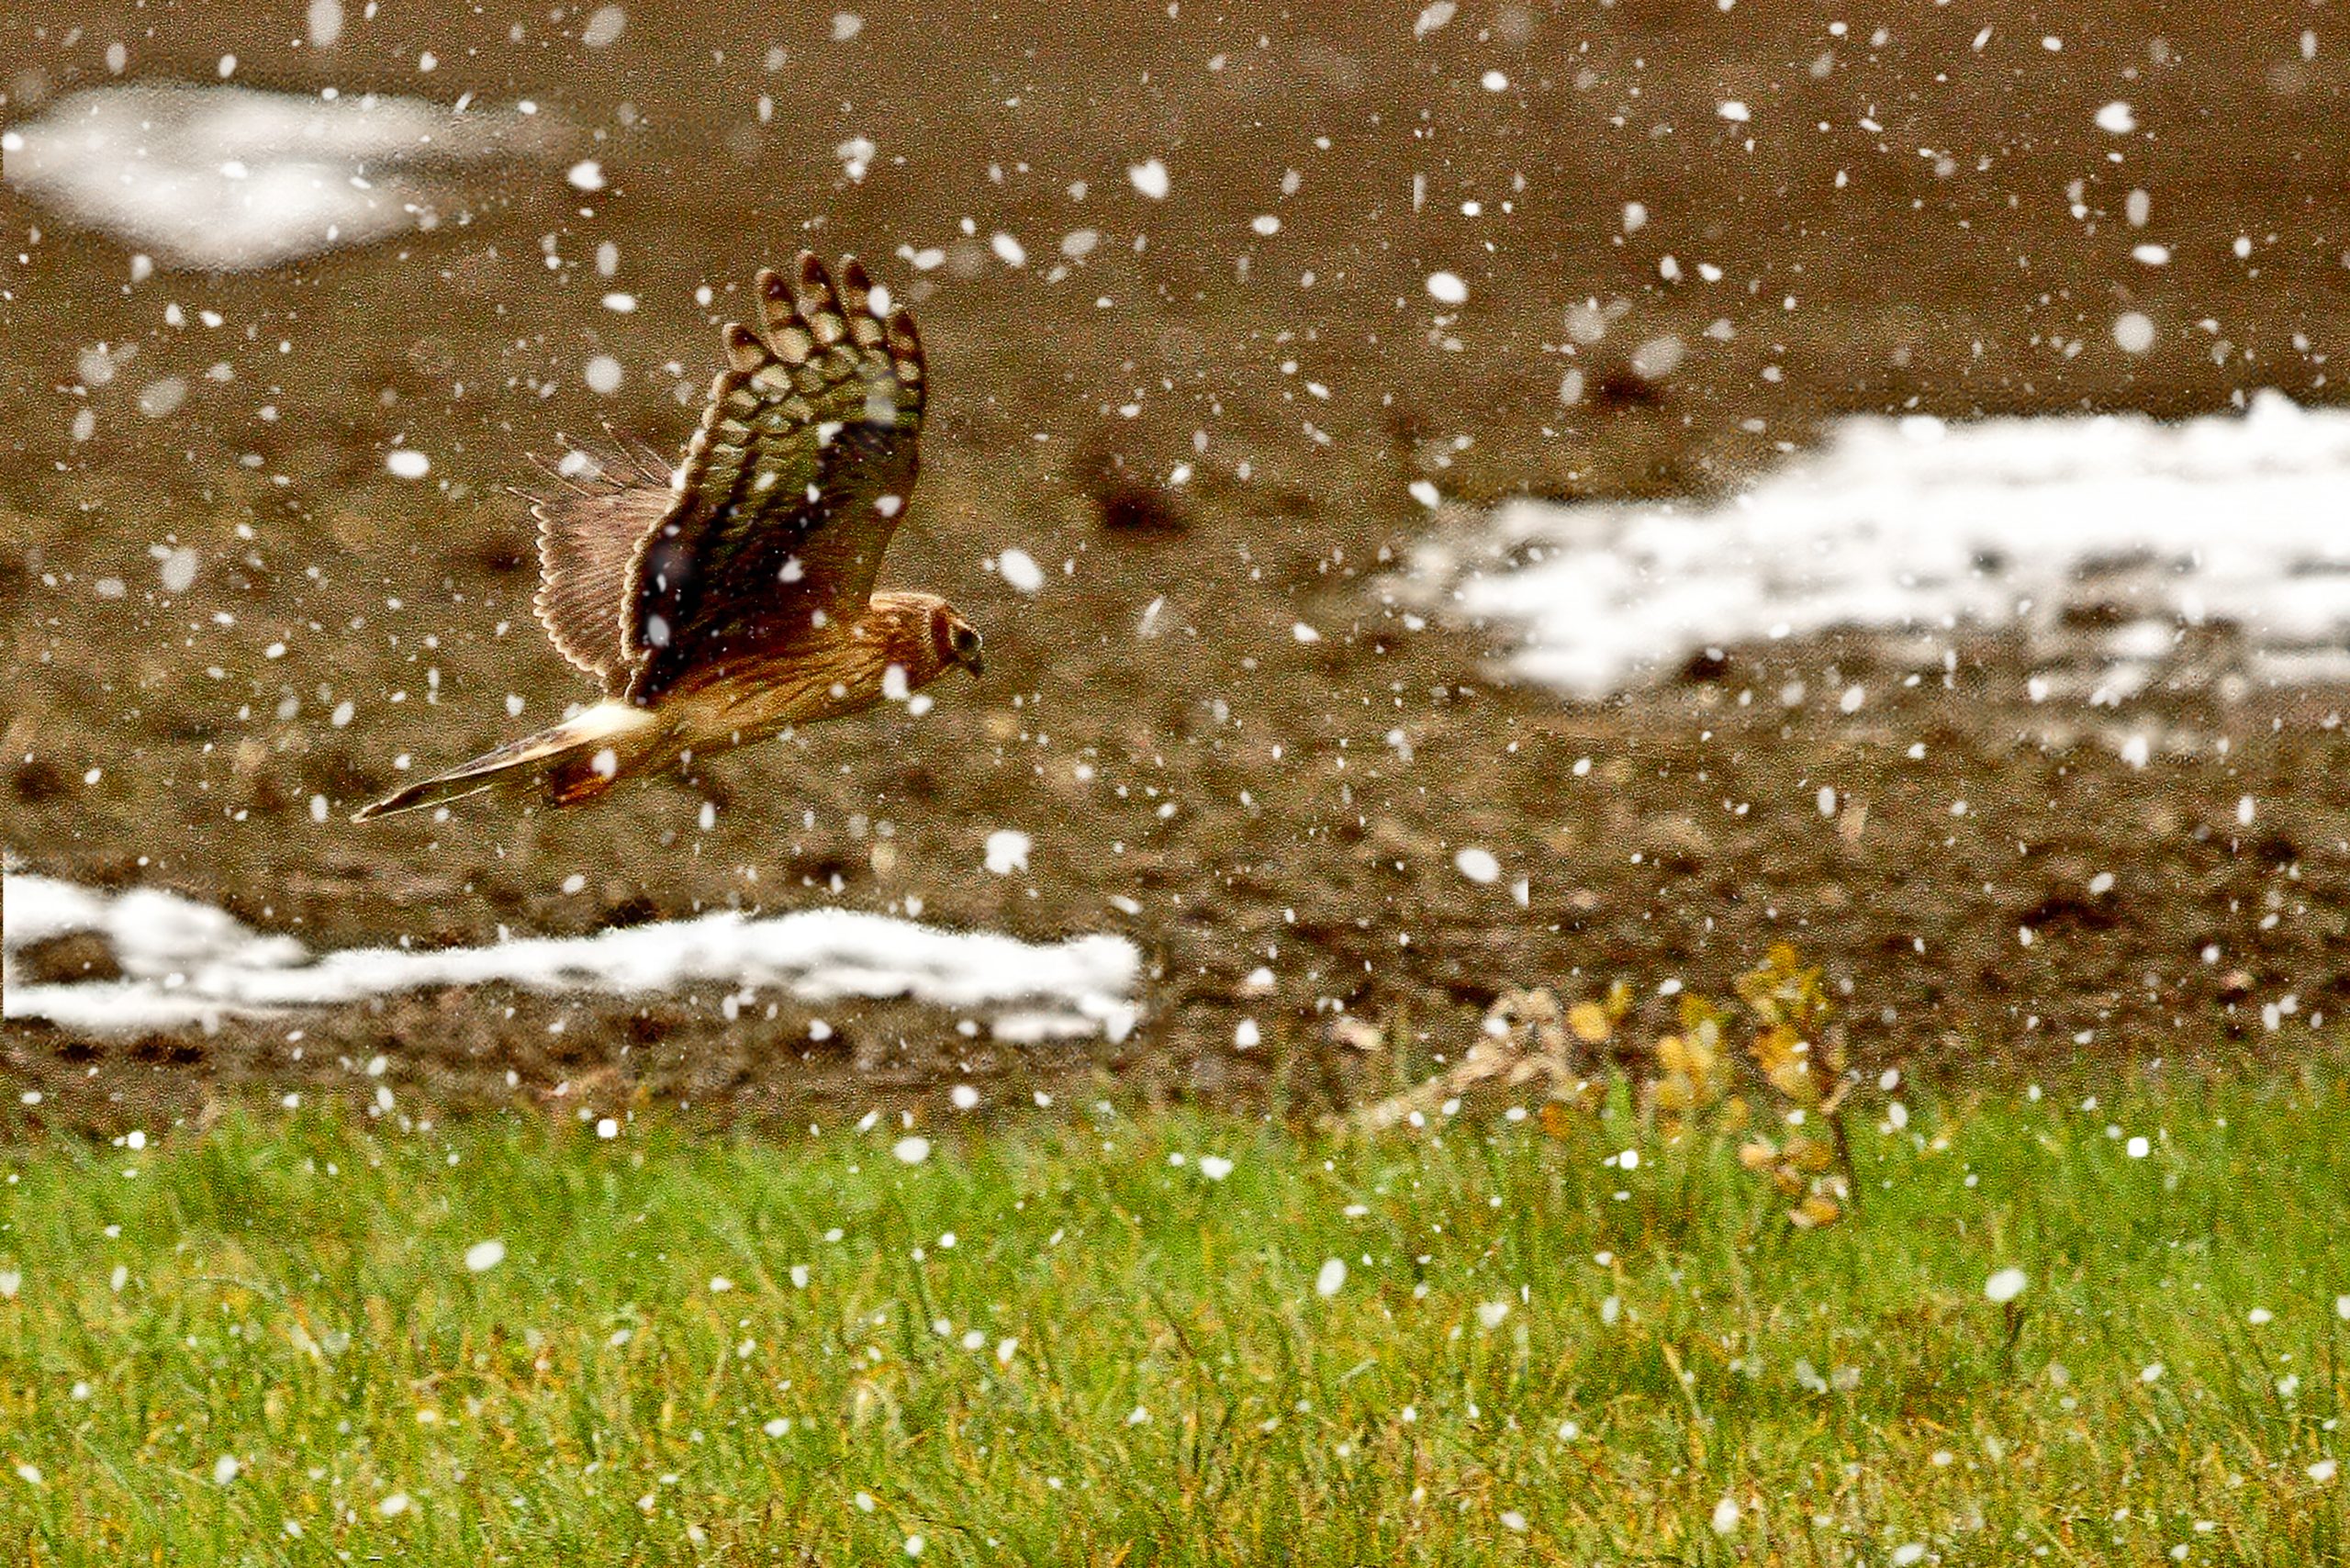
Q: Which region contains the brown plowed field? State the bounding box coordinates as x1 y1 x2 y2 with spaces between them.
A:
6 0 2347 1131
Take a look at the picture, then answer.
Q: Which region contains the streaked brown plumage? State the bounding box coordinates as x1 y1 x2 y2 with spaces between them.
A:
356 252 981 822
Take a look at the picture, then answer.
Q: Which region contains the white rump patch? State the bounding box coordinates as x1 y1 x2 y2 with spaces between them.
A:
4 872 1143 1044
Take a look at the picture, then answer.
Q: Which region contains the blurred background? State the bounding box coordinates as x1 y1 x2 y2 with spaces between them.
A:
6 0 2349 1125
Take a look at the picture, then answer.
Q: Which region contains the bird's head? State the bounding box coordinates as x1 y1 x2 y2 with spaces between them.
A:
928 602 985 678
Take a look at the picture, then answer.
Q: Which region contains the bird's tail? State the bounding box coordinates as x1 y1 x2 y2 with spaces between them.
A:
352 703 666 821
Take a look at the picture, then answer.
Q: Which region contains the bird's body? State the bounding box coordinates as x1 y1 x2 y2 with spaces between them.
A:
356 254 980 822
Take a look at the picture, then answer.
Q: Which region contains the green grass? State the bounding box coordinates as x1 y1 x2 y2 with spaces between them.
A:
2 1075 2347 1565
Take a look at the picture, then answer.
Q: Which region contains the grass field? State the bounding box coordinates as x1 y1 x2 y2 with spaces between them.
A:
3 1070 2346 1565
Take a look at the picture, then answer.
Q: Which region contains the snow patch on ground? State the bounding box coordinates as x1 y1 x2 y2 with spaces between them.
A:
3 84 572 271
2 873 1140 1043
1415 393 2350 701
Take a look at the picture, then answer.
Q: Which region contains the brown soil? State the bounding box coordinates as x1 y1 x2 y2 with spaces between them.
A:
6 0 2347 1133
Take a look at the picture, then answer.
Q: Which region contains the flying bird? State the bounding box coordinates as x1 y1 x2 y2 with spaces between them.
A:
356 252 982 821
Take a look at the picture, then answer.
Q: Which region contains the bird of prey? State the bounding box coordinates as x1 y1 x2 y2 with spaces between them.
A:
356 252 982 821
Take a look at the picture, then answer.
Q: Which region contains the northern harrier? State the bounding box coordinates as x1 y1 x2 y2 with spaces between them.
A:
356 252 981 821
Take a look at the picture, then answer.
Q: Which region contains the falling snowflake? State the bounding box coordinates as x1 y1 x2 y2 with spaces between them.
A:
983 830 1032 875
1127 159 1170 200
580 5 625 46
997 547 1044 592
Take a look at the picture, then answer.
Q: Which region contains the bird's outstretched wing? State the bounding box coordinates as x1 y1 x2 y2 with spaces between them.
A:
525 433 674 690
522 254 924 704
623 252 925 704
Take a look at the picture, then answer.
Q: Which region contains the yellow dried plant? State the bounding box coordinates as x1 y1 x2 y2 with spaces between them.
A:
1342 946 1869 1233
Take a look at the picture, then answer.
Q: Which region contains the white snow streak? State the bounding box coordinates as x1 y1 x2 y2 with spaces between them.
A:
4 84 573 271
2 874 1140 1043
1416 393 2350 700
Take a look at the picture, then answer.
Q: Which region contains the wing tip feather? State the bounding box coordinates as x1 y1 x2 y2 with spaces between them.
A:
721 321 767 372
737 252 911 367
886 307 924 382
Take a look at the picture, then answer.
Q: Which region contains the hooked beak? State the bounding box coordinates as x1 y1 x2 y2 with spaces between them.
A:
960 645 986 678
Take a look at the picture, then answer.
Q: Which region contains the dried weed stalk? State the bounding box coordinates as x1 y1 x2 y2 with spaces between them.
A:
1335 945 1863 1228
